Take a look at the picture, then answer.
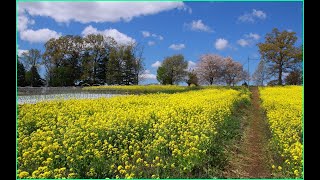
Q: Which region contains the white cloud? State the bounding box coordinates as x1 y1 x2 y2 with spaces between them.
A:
186 19 213 32
252 9 267 19
169 43 185 50
18 15 35 32
139 70 157 80
246 33 260 40
237 33 260 48
141 31 164 40
151 61 162 68
148 41 155 46
82 25 135 45
20 28 61 43
215 38 228 50
18 49 29 56
19 2 188 23
18 8 61 43
141 31 151 37
142 74 157 80
81 25 98 35
238 9 267 23
186 6 192 14
101 29 135 45
237 39 249 47
152 33 164 40
187 61 196 70
287 29 293 32
238 14 254 23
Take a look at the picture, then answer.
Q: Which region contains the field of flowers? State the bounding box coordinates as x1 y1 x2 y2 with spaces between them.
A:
18 88 249 179
83 85 198 94
259 86 303 178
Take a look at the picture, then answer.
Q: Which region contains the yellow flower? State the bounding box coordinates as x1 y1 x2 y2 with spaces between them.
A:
171 163 175 168
19 171 29 178
260 86 302 177
18 87 250 178
151 174 157 178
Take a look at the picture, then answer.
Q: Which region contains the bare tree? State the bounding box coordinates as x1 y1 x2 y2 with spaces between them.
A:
285 70 302 85
252 59 269 86
131 43 145 84
20 48 44 87
242 70 250 85
196 54 223 85
21 48 41 71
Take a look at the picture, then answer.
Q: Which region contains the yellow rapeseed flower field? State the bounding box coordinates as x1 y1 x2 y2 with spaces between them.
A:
259 86 303 178
83 85 188 94
18 88 249 178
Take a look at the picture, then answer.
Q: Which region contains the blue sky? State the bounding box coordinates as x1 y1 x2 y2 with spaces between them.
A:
17 1 303 85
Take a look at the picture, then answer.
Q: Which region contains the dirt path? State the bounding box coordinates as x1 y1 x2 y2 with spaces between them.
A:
224 87 271 178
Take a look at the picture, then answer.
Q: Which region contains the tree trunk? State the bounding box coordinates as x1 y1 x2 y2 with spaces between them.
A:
210 78 213 85
278 66 282 85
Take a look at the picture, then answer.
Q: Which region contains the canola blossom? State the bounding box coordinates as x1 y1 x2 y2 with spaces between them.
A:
18 88 249 179
259 86 303 178
83 85 192 94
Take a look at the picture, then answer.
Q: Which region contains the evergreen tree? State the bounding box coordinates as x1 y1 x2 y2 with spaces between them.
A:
17 59 27 87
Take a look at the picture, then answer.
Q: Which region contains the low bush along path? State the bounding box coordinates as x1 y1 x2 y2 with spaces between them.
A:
224 86 272 178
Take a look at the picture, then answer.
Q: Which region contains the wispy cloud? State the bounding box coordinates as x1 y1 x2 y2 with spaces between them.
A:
141 31 151 37
141 31 164 40
237 39 249 47
238 9 267 23
169 43 185 50
148 41 155 46
158 35 164 40
185 19 213 32
139 70 157 80
151 61 162 68
237 32 260 47
245 33 260 40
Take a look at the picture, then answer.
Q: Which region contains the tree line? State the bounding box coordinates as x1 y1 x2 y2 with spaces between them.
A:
156 54 248 86
18 28 303 87
156 28 302 86
18 34 144 87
